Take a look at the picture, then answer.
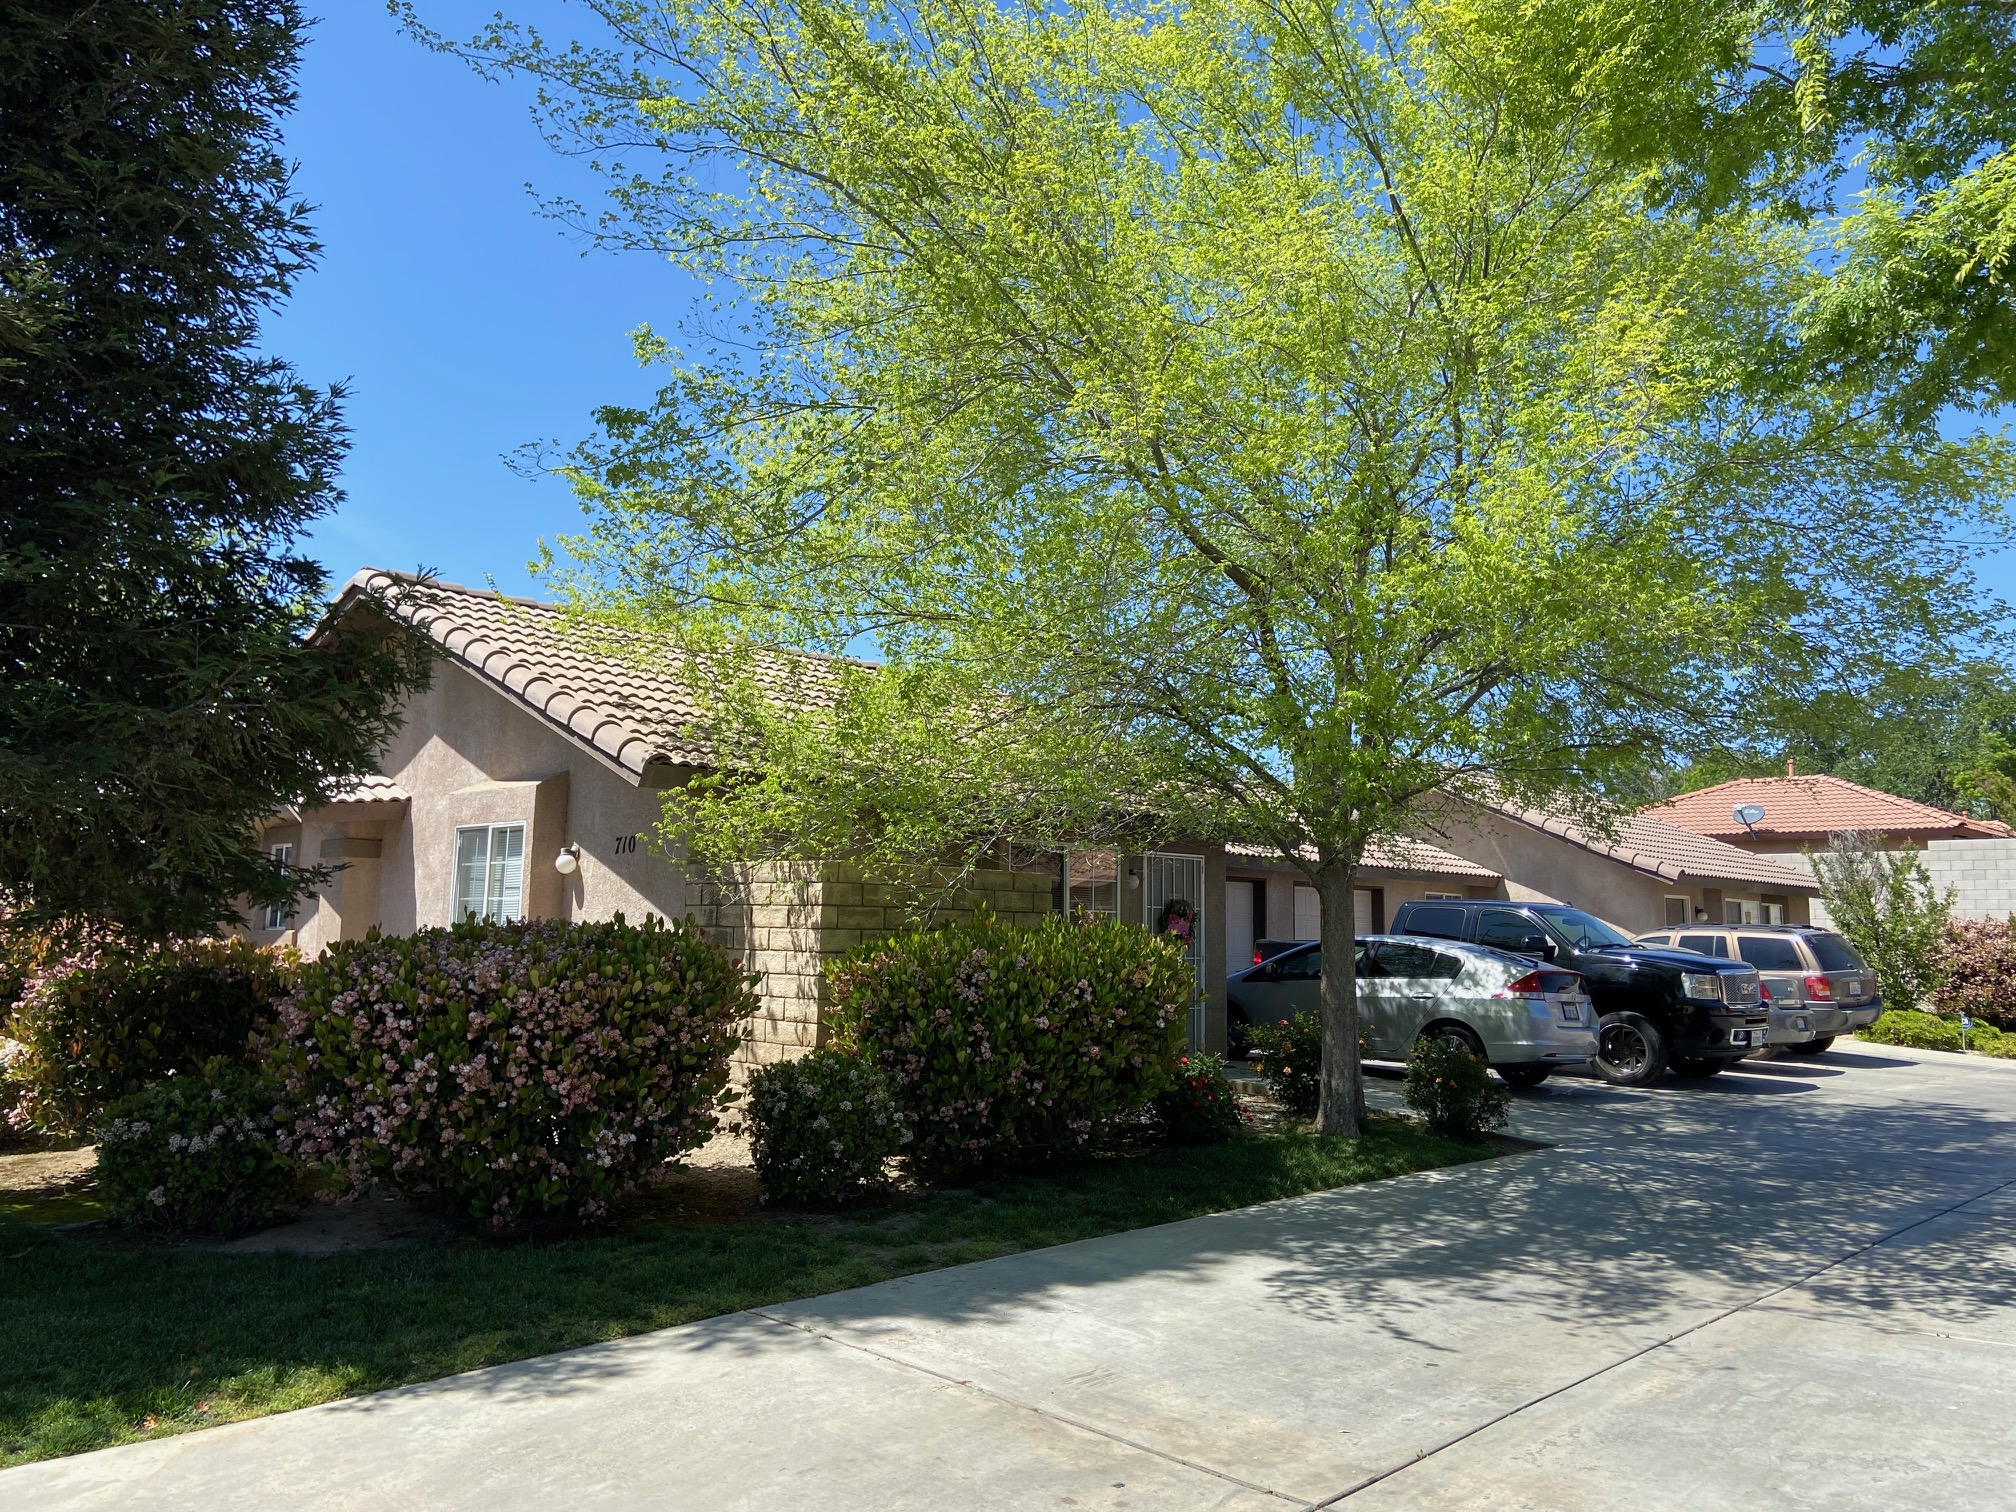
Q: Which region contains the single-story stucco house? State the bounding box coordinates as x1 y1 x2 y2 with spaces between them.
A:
1642 769 2016 922
257 571 1817 1061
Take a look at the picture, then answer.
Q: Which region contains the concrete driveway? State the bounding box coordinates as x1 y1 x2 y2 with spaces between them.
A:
8 1043 2016 1510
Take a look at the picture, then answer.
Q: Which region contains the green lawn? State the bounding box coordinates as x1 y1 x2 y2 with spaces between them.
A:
0 1118 1493 1468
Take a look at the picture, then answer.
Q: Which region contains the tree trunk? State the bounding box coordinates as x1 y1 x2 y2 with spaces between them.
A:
1314 856 1365 1137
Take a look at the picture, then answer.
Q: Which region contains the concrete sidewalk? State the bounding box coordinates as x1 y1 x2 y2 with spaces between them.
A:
8 1044 2016 1510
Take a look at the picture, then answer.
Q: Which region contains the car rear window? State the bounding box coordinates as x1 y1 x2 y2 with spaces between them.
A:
1536 970 1582 994
1736 936 1805 970
1402 905 1467 940
1676 934 1731 958
1377 940 1463 978
1807 934 1867 972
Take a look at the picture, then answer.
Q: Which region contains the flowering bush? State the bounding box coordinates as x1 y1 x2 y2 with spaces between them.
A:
268 915 754 1229
741 1049 911 1203
828 912 1192 1169
95 1062 294 1236
3 936 297 1136
1932 918 2016 1030
1249 1012 1325 1116
1152 1052 1248 1145
1403 1034 1509 1141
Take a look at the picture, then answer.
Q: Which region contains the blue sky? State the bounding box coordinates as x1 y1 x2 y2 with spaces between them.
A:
272 5 2016 620
272 3 687 599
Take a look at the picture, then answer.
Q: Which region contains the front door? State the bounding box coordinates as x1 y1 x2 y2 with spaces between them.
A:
1145 852 1207 1046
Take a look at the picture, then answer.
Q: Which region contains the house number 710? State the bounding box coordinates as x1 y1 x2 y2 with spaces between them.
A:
613 834 639 854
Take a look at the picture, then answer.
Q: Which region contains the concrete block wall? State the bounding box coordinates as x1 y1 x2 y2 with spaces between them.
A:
687 861 1057 1069
1761 840 2016 928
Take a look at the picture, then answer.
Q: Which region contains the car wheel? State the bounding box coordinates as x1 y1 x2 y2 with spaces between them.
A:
1226 1007 1253 1062
1786 1036 1835 1057
1415 1024 1488 1062
1496 1065 1551 1088
1670 1055 1730 1078
1595 1012 1668 1086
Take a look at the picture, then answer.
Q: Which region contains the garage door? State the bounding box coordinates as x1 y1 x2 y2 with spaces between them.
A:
1224 880 1256 974
1291 886 1377 939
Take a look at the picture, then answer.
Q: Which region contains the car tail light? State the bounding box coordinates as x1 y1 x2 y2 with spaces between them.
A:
1494 970 1545 997
1803 975 1833 1001
1253 948 1264 965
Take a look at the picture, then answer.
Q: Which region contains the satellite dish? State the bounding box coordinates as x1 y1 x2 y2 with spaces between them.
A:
1733 803 1766 828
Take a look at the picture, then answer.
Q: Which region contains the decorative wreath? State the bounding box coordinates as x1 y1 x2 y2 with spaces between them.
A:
1157 898 1197 944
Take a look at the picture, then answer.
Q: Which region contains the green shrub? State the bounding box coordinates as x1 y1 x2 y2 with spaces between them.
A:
1403 1034 1510 1141
95 1061 294 1236
270 915 755 1229
1249 1013 1373 1118
828 912 1192 1169
1152 1052 1248 1145
1932 918 2016 1030
741 1049 911 1203
1858 1008 1966 1051
3 936 296 1136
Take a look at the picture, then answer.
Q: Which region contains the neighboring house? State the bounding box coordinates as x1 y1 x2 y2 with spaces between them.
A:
1642 772 2016 922
1423 795 1820 931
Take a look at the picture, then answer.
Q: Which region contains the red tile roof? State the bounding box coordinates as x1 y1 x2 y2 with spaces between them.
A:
332 570 863 782
1472 796 1820 890
1642 775 2011 842
1224 837 1501 881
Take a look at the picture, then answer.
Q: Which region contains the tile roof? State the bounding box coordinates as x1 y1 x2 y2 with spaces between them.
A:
333 570 863 782
1641 774 2012 842
1224 837 1501 881
327 772 411 803
1474 796 1819 890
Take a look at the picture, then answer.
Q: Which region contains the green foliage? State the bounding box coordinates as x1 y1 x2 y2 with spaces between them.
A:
827 914 1191 1169
1250 1014 1327 1118
269 917 755 1229
0 1 434 938
2 937 295 1137
1151 1052 1248 1146
741 1049 912 1203
1812 833 1952 1012
94 1062 292 1237
1858 1009 1965 1052
1403 1035 1511 1142
1932 918 2016 1032
433 0 2011 1142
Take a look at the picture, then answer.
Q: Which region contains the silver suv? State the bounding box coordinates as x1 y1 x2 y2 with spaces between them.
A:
1632 925 1881 1054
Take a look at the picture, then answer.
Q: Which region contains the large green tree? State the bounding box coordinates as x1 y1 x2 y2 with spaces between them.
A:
439 0 2009 1133
1449 1 2016 421
0 2 433 938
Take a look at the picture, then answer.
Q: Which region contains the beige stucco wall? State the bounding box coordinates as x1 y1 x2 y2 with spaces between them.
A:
1424 803 1812 934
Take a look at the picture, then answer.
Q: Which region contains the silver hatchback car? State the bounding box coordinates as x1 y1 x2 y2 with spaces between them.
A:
1224 935 1598 1087
1633 925 1881 1054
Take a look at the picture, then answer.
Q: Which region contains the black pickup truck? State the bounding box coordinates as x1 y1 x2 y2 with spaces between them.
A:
1390 899 1769 1085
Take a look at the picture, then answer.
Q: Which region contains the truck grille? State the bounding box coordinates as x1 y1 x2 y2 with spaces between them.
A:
1721 971 1762 1007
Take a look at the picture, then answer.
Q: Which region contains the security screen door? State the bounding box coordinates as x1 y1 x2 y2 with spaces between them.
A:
1144 852 1207 1047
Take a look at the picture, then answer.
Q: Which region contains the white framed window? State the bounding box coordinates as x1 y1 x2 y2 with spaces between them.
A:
453 823 526 923
1726 899 1765 926
263 843 294 931
1664 895 1690 926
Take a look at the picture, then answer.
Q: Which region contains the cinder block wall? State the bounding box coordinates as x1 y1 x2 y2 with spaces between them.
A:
1763 841 2016 927
685 861 1057 1069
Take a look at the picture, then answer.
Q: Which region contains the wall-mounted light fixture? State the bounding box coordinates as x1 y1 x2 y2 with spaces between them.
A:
554 844 581 876
1126 865 1141 891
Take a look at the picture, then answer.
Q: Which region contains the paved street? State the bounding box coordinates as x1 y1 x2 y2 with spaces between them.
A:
8 1042 2016 1511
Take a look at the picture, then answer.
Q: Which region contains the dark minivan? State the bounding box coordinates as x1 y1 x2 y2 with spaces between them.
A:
1390 899 1769 1085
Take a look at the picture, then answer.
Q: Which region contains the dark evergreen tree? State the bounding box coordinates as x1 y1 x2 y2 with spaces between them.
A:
0 2 432 937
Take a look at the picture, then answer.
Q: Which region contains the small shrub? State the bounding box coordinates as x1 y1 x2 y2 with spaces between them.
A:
1250 1013 1324 1116
1403 1034 1510 1141
1152 1052 1248 1145
1812 833 1951 1011
828 912 1192 1169
1932 918 2016 1031
742 1049 912 1203
95 1061 294 1236
270 915 754 1229
1858 1008 1965 1051
1249 1013 1372 1118
3 936 297 1136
